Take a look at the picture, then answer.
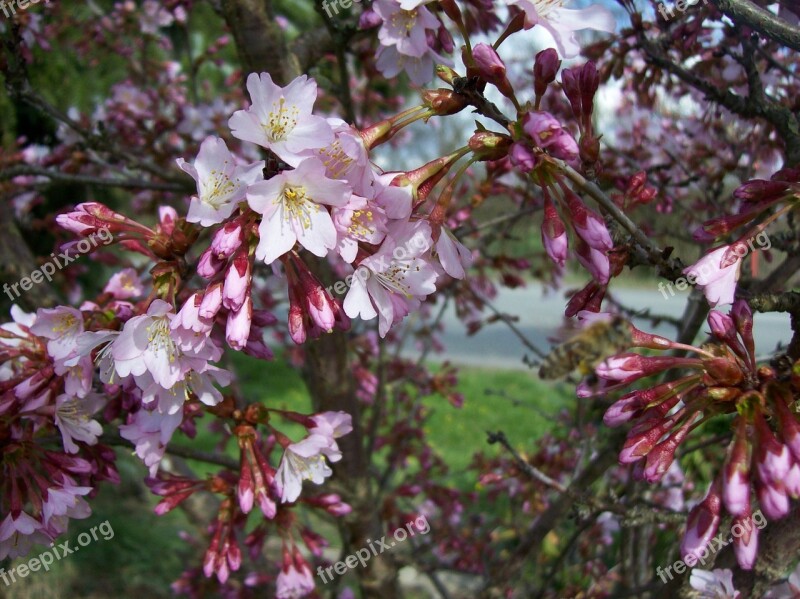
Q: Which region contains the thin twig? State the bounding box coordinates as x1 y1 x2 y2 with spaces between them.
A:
486 430 568 494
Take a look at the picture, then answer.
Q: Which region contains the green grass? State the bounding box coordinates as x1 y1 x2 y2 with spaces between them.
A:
422 365 573 481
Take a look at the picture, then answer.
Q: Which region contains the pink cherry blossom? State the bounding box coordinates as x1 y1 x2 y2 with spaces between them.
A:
103 267 144 300
305 118 375 196
523 111 579 162
333 195 388 263
343 220 438 337
375 0 439 57
177 136 264 227
689 569 740 599
247 157 351 264
54 392 104 453
30 306 84 363
41 478 92 524
111 299 221 389
375 44 440 87
0 512 47 560
275 435 336 503
119 408 183 477
228 73 334 166
275 565 314 599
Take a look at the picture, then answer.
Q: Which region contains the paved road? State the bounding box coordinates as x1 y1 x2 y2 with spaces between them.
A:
420 283 792 370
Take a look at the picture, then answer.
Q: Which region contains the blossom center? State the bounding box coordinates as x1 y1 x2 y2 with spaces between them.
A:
348 209 375 238
200 167 236 208
146 317 178 363
280 185 319 229
287 451 325 481
318 140 352 180
390 9 418 33
58 398 89 422
264 97 299 142
376 262 413 298
53 313 78 335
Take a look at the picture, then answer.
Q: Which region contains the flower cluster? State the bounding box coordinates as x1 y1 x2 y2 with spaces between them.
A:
176 71 474 340
595 300 800 570
0 196 357 590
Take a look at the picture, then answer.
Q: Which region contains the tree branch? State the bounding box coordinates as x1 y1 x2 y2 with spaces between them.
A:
710 0 800 52
0 165 191 192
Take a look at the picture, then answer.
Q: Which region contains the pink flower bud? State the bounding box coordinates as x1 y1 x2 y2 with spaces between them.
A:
534 48 560 98
358 8 382 29
541 197 567 268
758 481 789 519
226 297 252 350
509 142 537 172
641 419 692 482
723 419 751 516
755 411 792 485
472 43 506 83
579 62 599 118
775 398 800 463
199 283 223 319
565 281 606 318
222 249 251 311
561 67 581 118
596 354 699 384
197 247 225 278
785 461 800 497
574 237 610 285
472 44 514 98
211 221 243 259
731 299 754 359
707 311 742 349
564 191 612 250
288 301 306 345
522 111 578 162
733 179 790 202
619 418 674 464
680 481 722 561
732 505 759 570
306 289 336 334
238 455 254 514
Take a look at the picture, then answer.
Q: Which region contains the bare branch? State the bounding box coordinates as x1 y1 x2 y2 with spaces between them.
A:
710 0 800 52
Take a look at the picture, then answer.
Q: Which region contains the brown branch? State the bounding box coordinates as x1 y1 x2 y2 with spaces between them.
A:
100 433 238 470
710 0 800 52
635 32 800 167
486 430 568 494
